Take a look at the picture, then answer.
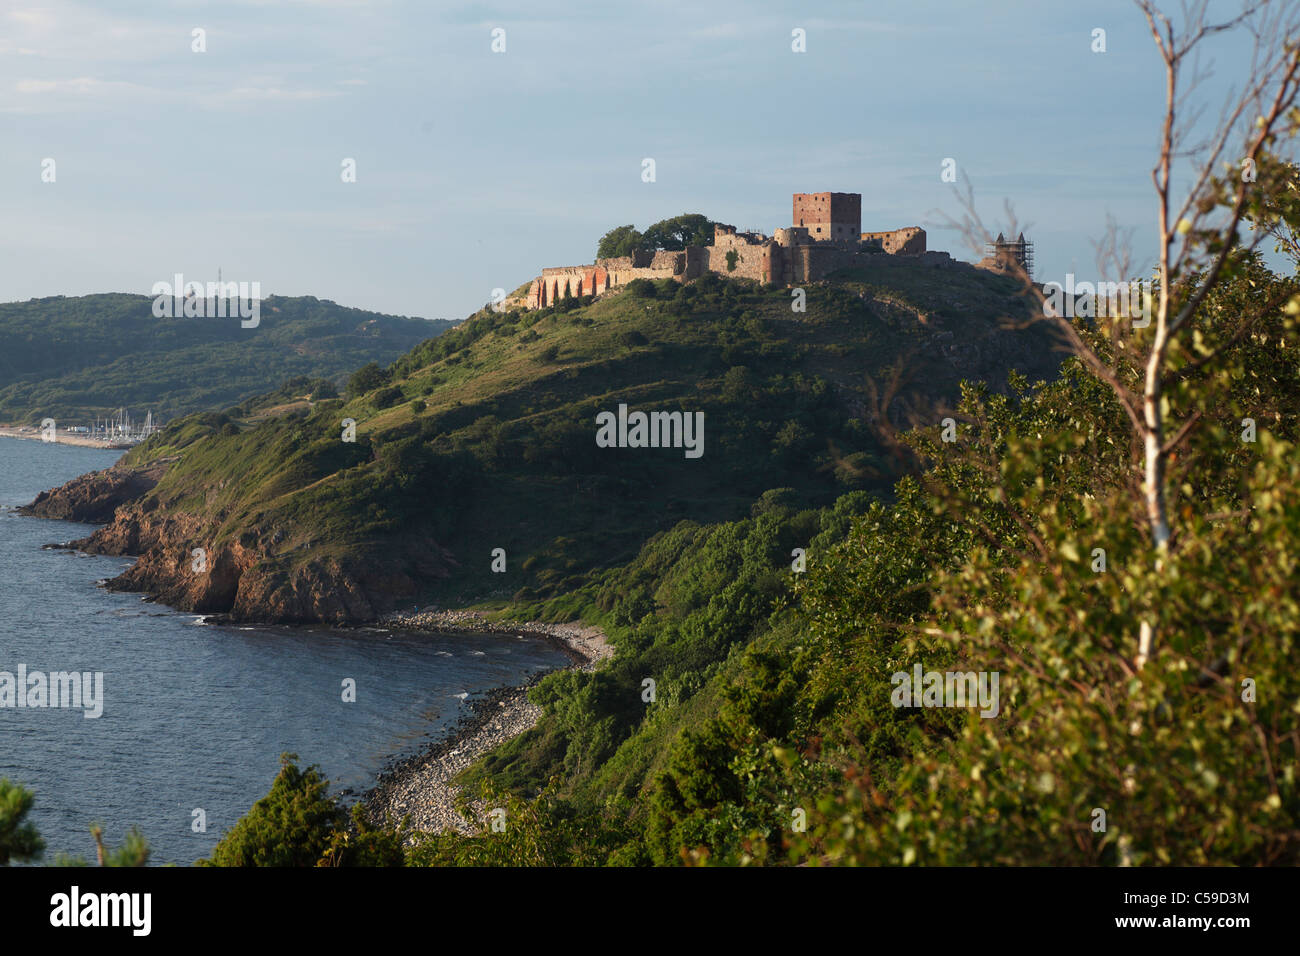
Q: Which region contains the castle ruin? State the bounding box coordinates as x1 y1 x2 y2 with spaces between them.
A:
518 192 1023 309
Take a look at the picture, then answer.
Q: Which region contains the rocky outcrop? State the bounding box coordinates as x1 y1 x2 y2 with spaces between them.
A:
68 503 454 624
19 460 169 523
27 462 456 625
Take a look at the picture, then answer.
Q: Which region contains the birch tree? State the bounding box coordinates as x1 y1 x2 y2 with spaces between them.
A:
950 0 1300 670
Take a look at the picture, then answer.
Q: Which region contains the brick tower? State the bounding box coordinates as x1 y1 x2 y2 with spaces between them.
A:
792 192 862 241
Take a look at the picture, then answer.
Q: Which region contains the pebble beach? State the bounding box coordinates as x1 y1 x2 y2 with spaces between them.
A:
360 609 611 837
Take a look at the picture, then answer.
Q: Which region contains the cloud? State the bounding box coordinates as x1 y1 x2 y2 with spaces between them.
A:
210 86 342 103
17 77 114 94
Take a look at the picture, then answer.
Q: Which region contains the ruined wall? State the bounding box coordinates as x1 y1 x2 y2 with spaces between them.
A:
526 253 684 308
860 226 926 255
524 243 969 308
706 230 777 283
774 227 811 247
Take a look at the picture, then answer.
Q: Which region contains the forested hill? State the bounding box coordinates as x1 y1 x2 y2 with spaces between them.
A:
0 293 455 423
31 264 1064 622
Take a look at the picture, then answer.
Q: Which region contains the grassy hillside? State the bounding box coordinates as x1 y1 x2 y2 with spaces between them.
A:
93 267 1062 620
0 293 455 423
403 256 1300 867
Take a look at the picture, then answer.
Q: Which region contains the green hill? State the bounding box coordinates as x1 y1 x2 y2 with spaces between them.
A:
0 293 456 424
28 254 1299 869
48 266 1064 622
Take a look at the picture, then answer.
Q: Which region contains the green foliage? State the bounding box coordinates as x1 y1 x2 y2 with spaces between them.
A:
318 805 408 867
347 361 391 398
623 278 657 298
200 754 344 866
0 778 44 865
596 224 643 260
450 493 873 861
311 379 340 400
406 780 611 866
371 385 405 409
594 214 714 262
58 825 150 867
641 214 714 251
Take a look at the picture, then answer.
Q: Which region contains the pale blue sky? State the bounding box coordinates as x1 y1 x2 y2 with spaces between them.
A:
0 0 1273 319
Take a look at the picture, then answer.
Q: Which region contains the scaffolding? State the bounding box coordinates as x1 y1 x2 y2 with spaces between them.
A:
986 232 1034 278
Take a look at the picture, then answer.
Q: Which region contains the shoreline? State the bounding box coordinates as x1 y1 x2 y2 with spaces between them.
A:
16 454 611 843
0 426 134 450
359 609 610 837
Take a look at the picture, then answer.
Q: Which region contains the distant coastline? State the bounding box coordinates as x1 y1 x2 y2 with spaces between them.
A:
0 426 134 450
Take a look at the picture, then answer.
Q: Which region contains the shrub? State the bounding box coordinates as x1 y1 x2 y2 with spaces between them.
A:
624 278 657 299
346 362 390 398
372 386 405 409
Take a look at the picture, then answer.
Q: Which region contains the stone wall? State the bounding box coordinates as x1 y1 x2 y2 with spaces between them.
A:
860 226 926 255
520 242 973 309
706 229 777 283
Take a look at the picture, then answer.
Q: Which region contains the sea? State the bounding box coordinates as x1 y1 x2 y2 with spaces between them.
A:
0 437 567 865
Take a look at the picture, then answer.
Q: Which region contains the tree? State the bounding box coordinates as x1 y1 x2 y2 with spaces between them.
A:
199 754 343 866
0 778 44 865
311 379 340 400
346 361 390 399
596 224 643 260
596 214 715 261
641 214 714 251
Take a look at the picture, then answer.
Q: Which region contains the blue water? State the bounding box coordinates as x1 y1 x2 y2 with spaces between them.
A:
0 438 567 865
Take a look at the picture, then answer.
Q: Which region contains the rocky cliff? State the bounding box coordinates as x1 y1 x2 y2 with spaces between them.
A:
27 460 455 625
20 460 169 524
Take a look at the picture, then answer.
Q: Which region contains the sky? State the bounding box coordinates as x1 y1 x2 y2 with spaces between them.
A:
0 0 1278 320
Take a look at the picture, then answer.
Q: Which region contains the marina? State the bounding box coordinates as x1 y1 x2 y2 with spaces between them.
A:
0 408 162 449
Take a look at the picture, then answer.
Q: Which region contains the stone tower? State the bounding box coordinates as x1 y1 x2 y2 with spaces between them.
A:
792 192 862 241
